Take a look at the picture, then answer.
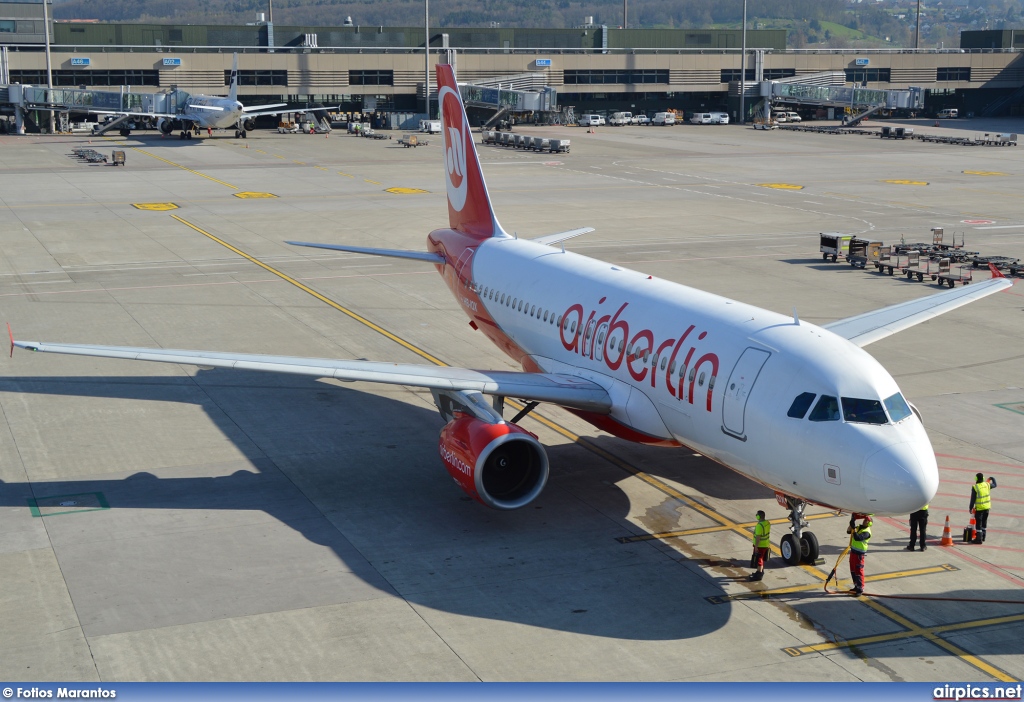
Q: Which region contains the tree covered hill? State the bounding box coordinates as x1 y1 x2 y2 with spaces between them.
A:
51 0 1024 48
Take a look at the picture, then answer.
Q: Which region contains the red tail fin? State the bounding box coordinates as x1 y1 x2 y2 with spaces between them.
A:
436 63 506 239
988 263 1006 279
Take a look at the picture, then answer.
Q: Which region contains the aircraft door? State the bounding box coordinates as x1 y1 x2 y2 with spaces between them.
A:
721 347 771 440
594 322 609 362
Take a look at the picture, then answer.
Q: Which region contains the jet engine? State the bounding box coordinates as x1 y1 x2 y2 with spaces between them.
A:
433 390 549 510
439 415 549 509
242 118 256 132
157 118 174 135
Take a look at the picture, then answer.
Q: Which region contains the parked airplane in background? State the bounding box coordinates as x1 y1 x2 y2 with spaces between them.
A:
92 54 326 140
12 64 1013 566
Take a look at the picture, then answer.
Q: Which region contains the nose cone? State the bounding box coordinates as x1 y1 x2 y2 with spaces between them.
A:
861 441 938 515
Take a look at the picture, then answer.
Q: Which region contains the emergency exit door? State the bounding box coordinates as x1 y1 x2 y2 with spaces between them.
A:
721 347 771 440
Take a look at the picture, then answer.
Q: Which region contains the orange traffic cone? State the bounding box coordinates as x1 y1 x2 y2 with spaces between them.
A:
940 515 954 546
967 513 977 542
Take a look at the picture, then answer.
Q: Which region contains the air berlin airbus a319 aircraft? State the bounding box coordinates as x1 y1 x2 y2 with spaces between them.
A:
14 64 1012 566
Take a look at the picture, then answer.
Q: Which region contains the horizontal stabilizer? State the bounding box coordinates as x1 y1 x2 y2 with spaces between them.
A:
824 276 1012 347
186 104 225 112
531 227 595 247
286 241 445 264
11 341 612 413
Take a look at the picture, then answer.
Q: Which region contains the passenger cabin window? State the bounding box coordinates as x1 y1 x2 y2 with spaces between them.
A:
787 392 817 419
884 393 912 422
808 395 840 422
842 397 889 425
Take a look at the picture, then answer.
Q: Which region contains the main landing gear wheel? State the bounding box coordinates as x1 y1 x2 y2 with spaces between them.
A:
179 131 186 140
119 128 131 137
800 532 819 562
235 130 241 138
241 130 247 139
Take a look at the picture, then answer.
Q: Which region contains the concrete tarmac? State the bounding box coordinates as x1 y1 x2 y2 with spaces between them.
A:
0 118 1022 682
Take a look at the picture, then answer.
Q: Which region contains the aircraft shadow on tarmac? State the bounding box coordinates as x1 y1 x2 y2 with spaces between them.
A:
0 370 751 641
5 371 1020 647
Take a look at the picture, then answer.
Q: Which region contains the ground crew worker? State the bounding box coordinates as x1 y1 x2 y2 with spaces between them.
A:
907 504 929 551
749 510 771 581
969 474 997 543
848 514 872 596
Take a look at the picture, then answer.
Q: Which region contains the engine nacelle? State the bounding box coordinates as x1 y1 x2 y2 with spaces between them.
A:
243 118 256 132
157 118 174 135
439 415 549 510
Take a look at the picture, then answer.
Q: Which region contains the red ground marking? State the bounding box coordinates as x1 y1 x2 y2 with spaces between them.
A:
935 491 1024 507
939 464 1024 480
942 478 1024 492
879 516 1024 587
937 453 1024 469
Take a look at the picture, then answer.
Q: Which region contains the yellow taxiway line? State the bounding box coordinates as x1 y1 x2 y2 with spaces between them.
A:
133 148 239 190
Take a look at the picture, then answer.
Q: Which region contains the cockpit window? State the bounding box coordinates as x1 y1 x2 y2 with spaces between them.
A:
884 393 912 422
808 395 840 422
787 392 816 419
841 397 889 425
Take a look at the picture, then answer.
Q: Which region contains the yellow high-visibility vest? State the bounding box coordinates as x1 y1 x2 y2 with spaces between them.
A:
753 519 771 548
850 524 872 553
974 482 991 511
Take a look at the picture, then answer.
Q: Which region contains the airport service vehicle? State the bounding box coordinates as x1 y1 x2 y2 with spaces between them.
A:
420 120 442 134
709 112 730 124
653 112 676 126
579 114 605 127
80 54 327 140
609 112 633 126
690 113 713 124
13 64 1013 567
937 108 959 119
634 115 650 125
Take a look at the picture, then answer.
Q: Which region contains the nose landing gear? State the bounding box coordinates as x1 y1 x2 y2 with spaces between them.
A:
778 495 820 566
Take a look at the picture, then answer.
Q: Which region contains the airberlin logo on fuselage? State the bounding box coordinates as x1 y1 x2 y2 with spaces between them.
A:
560 298 721 412
440 444 473 477
439 86 468 213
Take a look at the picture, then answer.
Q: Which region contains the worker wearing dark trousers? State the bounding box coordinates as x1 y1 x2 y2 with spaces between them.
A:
907 504 929 551
969 474 997 543
749 510 771 581
848 515 872 596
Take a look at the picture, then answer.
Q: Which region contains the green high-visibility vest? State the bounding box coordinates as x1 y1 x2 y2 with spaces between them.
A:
974 482 991 511
850 524 872 553
754 519 771 548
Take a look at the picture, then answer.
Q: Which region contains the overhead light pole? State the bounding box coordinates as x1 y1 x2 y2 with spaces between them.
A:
739 0 747 124
915 0 922 49
42 0 54 133
425 0 431 118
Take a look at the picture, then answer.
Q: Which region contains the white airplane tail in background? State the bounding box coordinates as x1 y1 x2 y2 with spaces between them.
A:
435 63 507 241
228 53 239 103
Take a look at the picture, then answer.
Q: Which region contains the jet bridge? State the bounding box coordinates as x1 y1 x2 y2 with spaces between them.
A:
760 74 923 125
0 83 187 134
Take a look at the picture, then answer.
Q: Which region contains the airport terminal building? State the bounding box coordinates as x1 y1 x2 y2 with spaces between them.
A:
2 7 1024 123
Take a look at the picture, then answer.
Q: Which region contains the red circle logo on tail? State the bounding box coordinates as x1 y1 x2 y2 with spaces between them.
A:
440 86 468 212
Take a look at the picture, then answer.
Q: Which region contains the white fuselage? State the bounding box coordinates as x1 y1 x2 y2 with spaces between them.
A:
464 235 938 516
181 96 245 130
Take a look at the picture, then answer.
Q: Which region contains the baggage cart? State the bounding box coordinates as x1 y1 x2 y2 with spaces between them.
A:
932 258 973 287
819 232 852 262
847 238 883 269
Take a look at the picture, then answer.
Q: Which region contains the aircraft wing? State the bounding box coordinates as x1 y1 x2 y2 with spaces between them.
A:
11 341 612 413
823 276 1012 347
241 105 341 119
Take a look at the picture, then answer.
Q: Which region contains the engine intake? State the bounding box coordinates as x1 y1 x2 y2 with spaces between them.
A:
439 415 549 510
